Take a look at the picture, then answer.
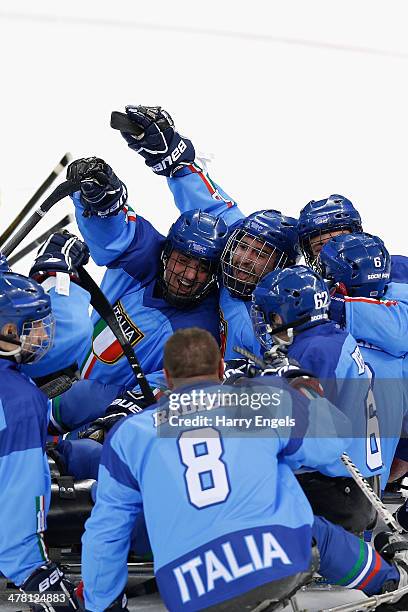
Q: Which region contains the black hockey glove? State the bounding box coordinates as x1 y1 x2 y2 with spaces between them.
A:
21 561 81 611
80 389 156 443
67 157 128 218
260 348 302 378
29 231 90 284
120 105 195 176
223 358 258 384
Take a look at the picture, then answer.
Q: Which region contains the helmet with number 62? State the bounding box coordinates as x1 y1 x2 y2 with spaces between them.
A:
320 233 391 299
0 272 55 363
251 265 330 350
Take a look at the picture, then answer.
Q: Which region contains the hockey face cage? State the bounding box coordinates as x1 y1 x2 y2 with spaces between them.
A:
221 230 288 299
160 249 217 308
0 313 55 363
250 304 311 350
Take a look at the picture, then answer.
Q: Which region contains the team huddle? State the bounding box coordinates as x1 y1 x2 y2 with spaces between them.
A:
1 105 408 611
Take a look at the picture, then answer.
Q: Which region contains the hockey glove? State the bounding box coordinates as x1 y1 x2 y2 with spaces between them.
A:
120 105 195 176
67 157 128 218
223 358 259 384
80 389 155 443
30 231 90 285
329 282 348 326
21 561 81 611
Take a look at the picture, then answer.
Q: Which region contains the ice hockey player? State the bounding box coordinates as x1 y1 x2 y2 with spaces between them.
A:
67 157 228 388
297 194 408 282
0 271 82 610
319 232 408 489
81 328 408 611
297 194 408 356
116 105 301 359
22 230 93 384
251 264 381 534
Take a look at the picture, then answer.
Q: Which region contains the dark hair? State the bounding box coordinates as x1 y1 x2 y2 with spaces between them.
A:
164 327 221 379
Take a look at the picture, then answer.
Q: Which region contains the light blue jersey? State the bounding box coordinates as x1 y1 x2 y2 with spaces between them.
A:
0 360 50 585
345 284 408 357
22 281 93 379
82 378 350 611
288 321 383 479
358 343 408 488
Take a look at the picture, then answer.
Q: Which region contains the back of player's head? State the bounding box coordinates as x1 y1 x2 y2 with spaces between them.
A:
164 327 222 382
0 272 55 363
221 210 301 300
0 252 10 272
251 265 330 350
320 232 391 298
297 195 363 270
160 210 228 308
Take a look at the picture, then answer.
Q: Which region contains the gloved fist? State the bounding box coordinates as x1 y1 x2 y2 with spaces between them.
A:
67 157 127 218
80 389 154 443
329 283 348 326
223 358 258 384
120 105 195 176
260 346 301 377
21 561 81 611
29 231 90 283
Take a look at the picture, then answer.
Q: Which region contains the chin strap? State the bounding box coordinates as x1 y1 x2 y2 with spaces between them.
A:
0 333 21 346
0 333 22 360
267 314 311 338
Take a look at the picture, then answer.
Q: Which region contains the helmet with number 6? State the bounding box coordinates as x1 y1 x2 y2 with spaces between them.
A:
0 272 55 363
251 265 330 349
320 233 391 299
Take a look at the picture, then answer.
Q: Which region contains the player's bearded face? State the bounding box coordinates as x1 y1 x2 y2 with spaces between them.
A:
164 249 211 299
231 235 277 285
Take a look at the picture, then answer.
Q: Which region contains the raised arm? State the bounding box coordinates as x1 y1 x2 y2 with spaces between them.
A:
67 157 164 274
117 105 244 226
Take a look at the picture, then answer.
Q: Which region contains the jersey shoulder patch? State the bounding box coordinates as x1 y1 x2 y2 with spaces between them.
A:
351 345 366 375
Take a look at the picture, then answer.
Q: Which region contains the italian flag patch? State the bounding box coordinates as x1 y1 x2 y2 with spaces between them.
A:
81 301 144 378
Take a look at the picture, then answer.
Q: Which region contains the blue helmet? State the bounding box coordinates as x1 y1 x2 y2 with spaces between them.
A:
251 265 330 349
297 195 363 270
221 210 301 299
320 233 391 299
0 272 55 363
161 209 229 307
0 252 10 272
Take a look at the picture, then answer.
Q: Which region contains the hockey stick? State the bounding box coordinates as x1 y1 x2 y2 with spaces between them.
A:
0 153 72 248
7 214 74 266
319 584 408 611
233 345 268 369
77 266 156 405
2 180 80 258
340 452 403 534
